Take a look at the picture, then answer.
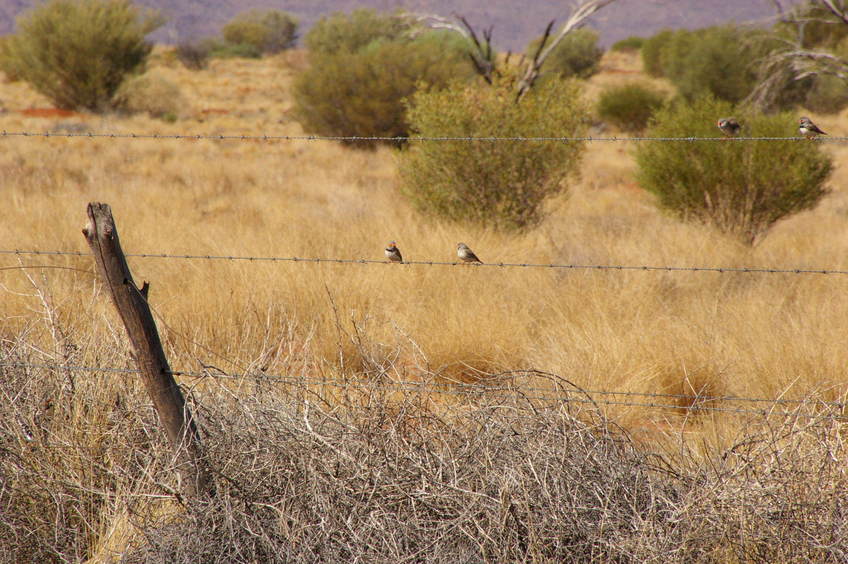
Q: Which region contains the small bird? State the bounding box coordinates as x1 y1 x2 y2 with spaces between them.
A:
799 116 826 139
385 241 403 263
717 117 741 137
456 242 482 264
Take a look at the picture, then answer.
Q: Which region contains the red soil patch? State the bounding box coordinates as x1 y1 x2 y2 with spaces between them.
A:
200 108 229 115
20 108 81 118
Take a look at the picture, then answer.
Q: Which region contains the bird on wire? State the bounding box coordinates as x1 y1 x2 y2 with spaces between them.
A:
385 241 403 263
717 117 741 138
799 116 827 139
457 242 482 264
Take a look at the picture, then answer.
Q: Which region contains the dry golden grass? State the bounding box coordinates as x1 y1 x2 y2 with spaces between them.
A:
2 49 848 441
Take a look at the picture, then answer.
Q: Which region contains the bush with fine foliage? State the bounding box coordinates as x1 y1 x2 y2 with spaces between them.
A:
304 8 411 55
399 77 587 231
663 26 760 103
597 83 665 132
641 29 674 77
611 35 645 52
527 28 603 79
222 9 298 55
294 30 474 147
636 97 832 244
2 0 162 111
112 71 185 121
175 39 213 70
804 74 848 114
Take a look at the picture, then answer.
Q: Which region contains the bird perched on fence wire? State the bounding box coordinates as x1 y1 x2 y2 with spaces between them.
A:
799 116 826 139
456 242 482 264
717 117 741 138
385 241 403 263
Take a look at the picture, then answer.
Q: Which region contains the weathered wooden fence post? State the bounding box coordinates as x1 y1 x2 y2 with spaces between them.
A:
82 202 212 498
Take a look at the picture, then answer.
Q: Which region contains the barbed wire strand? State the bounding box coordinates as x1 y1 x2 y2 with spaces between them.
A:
3 249 847 276
2 361 844 420
2 129 847 143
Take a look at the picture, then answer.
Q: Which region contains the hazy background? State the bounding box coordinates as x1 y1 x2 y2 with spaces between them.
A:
0 0 800 49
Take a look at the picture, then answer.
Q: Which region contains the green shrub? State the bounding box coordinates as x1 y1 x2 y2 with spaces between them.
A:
222 9 298 55
527 28 603 79
304 9 410 55
611 36 645 52
112 71 185 120
175 38 213 70
635 97 832 244
641 29 674 77
804 74 848 114
208 40 261 59
597 83 665 132
663 27 759 104
399 77 587 231
0 36 19 81
2 0 162 111
294 32 474 148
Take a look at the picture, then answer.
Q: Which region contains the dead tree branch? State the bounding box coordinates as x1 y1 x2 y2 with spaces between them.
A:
516 0 618 101
746 0 848 110
415 0 618 102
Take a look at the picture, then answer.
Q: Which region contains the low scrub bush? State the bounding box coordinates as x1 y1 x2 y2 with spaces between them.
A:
304 8 411 56
641 28 674 77
294 30 474 147
2 0 162 111
208 40 261 59
527 28 603 79
112 71 185 121
636 97 832 244
222 9 298 55
611 35 645 52
0 36 19 81
175 39 213 70
804 74 848 114
399 77 587 231
597 83 665 132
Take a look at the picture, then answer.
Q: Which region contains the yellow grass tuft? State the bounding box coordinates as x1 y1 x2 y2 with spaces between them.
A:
2 49 847 426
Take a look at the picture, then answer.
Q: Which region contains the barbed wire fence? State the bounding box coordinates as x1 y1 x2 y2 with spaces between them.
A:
1 360 845 422
2 130 846 433
3 248 848 275
2 129 848 143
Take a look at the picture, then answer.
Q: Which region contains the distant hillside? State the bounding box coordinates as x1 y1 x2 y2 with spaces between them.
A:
0 0 797 50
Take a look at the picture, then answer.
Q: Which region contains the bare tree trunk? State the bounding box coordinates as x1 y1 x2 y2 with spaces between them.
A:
82 202 213 499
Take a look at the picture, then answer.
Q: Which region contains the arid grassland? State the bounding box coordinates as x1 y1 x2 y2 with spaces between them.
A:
1 50 847 561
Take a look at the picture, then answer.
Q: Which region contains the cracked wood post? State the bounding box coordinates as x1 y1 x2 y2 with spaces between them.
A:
82 202 212 498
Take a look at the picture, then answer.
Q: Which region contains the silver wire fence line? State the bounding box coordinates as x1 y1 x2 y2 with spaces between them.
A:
2 361 845 421
1 129 848 143
2 249 848 275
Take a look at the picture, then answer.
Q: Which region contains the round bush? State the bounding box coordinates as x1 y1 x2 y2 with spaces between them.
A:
399 76 587 231
304 9 411 56
664 27 758 104
112 71 185 121
597 83 665 132
611 36 645 52
527 28 603 79
641 29 674 77
2 0 162 111
804 75 848 114
175 39 212 70
635 97 832 244
222 9 298 55
294 31 474 148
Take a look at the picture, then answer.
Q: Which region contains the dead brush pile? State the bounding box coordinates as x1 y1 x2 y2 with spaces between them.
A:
1 347 847 562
